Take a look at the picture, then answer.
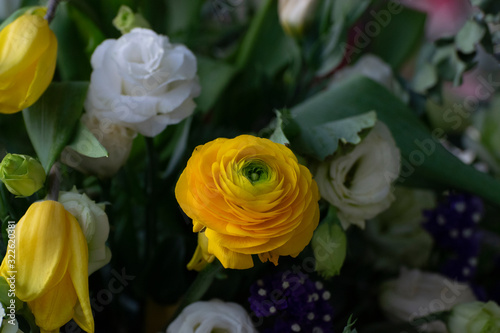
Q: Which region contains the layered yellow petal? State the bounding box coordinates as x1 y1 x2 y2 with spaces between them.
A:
176 135 320 269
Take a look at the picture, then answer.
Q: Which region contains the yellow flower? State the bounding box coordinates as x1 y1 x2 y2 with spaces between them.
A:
0 201 94 333
175 135 320 269
0 8 57 114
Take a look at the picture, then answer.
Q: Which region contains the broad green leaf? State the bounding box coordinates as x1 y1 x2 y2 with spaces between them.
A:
196 57 237 113
290 76 500 206
23 82 89 173
269 110 291 146
369 8 426 69
455 19 486 54
162 117 192 179
67 121 108 158
297 111 376 160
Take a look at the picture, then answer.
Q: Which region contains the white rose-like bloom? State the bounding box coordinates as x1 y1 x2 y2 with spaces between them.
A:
315 121 401 229
59 187 112 275
85 28 201 137
0 0 21 20
330 54 408 102
61 113 136 178
379 268 477 333
167 299 257 333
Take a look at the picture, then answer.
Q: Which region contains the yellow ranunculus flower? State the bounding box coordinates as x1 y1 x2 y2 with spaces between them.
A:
0 201 94 333
0 8 57 114
175 135 320 269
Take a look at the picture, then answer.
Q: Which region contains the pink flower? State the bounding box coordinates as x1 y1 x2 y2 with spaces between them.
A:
401 0 472 40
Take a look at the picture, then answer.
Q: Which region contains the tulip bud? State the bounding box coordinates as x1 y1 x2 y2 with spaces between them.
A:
0 7 57 114
0 153 46 197
112 5 151 35
311 207 347 278
447 301 500 333
278 0 318 37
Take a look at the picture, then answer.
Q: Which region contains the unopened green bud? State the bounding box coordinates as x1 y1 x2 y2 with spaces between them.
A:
311 206 346 278
112 5 151 35
0 153 46 196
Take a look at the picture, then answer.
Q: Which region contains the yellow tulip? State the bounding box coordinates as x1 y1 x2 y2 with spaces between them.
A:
0 201 94 333
176 135 320 269
0 8 57 114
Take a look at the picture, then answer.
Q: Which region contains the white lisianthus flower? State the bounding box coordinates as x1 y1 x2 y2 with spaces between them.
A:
61 113 137 178
315 121 401 229
85 28 201 137
447 301 500 333
330 54 408 102
0 0 21 20
379 268 477 333
278 0 318 37
59 187 112 275
167 299 257 333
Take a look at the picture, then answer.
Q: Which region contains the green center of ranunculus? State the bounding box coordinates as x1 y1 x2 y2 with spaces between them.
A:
241 160 270 184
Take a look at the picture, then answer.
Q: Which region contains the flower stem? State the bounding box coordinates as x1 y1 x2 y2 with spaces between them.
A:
44 0 61 23
47 163 60 201
145 137 157 260
235 0 274 69
169 260 223 323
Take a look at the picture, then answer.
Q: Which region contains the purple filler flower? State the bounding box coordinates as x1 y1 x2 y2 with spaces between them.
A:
249 270 334 333
423 193 483 282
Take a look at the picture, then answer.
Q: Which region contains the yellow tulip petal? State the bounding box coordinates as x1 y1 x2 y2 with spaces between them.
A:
22 30 57 109
67 211 94 333
0 201 70 301
0 14 51 78
28 273 77 331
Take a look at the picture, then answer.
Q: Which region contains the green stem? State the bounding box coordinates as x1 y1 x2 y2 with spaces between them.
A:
47 164 60 201
0 183 16 222
170 260 223 323
145 137 157 261
235 0 274 69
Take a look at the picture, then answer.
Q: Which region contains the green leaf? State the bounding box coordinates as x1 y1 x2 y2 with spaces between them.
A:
67 121 108 158
68 4 107 59
51 2 93 81
295 111 376 161
312 206 347 279
269 110 291 146
455 19 486 54
196 57 237 113
291 76 500 207
432 45 468 86
370 8 426 69
23 82 89 173
343 315 359 333
412 62 438 94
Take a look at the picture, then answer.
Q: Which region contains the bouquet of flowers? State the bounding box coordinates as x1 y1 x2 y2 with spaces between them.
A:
0 0 500 332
